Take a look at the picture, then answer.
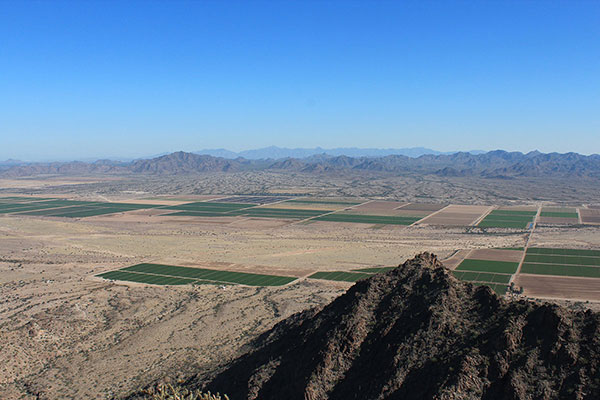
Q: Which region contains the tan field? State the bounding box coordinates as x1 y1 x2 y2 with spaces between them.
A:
419 205 492 226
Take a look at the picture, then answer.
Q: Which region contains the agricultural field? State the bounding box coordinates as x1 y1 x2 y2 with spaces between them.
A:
308 271 373 282
0 197 165 218
538 207 579 225
348 200 407 214
477 209 537 229
213 195 292 204
452 256 520 294
98 263 297 286
420 204 490 226
313 213 421 225
520 247 600 278
579 208 600 224
229 207 329 219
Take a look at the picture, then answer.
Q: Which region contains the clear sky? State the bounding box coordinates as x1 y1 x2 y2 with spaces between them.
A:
1 0 599 161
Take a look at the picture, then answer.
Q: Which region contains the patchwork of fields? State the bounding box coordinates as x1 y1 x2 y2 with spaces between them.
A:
451 249 521 294
521 247 600 278
2 196 598 230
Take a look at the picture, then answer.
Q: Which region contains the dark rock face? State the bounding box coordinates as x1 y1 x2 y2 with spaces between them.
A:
204 253 600 400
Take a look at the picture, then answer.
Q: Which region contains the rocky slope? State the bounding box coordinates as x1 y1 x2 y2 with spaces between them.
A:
195 253 600 400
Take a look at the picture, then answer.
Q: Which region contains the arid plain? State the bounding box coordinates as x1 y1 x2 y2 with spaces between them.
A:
1 172 600 399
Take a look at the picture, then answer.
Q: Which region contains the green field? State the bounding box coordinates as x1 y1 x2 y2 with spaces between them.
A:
452 270 512 284
230 208 328 219
164 202 255 212
540 211 579 218
17 201 163 218
120 263 296 286
524 254 600 266
477 210 535 229
527 247 600 257
286 199 362 205
162 211 238 217
470 282 509 295
352 267 397 273
97 270 199 285
313 213 420 225
308 271 373 282
456 259 519 274
521 263 600 278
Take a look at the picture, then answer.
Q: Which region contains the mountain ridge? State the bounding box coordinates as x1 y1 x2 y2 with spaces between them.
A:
2 150 600 179
187 253 600 400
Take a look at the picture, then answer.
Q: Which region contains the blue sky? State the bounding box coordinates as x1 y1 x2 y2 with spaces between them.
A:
1 0 599 161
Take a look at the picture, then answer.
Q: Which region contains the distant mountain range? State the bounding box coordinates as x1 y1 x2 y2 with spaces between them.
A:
194 146 486 159
2 150 600 179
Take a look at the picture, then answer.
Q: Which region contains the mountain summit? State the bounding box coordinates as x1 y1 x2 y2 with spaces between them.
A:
199 253 600 400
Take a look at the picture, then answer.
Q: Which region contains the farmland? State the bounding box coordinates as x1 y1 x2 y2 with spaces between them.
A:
2 177 600 400
477 209 536 229
99 263 297 286
520 247 600 278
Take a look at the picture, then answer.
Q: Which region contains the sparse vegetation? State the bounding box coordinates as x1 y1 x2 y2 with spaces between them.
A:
147 384 228 400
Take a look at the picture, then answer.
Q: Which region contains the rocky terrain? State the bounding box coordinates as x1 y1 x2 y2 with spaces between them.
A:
172 253 600 400
3 150 600 179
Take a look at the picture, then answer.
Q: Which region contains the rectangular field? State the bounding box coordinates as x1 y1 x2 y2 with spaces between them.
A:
313 213 420 225
477 209 536 229
308 271 373 282
524 254 600 266
537 216 579 225
580 209 600 224
452 270 512 284
527 247 600 257
120 263 297 286
163 202 255 212
397 203 447 212
212 196 292 204
519 247 600 278
455 259 519 274
515 274 600 301
521 263 600 278
231 208 328 219
467 249 524 263
286 199 362 206
420 205 489 226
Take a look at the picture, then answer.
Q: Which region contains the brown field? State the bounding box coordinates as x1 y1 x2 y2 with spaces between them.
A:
419 205 491 226
580 209 600 224
348 200 407 214
516 274 600 302
538 216 580 225
398 203 447 212
468 248 523 262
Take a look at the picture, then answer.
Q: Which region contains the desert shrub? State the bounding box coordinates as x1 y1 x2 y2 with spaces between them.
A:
150 384 229 400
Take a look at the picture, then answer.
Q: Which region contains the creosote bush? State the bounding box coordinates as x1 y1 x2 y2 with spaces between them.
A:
150 384 229 400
